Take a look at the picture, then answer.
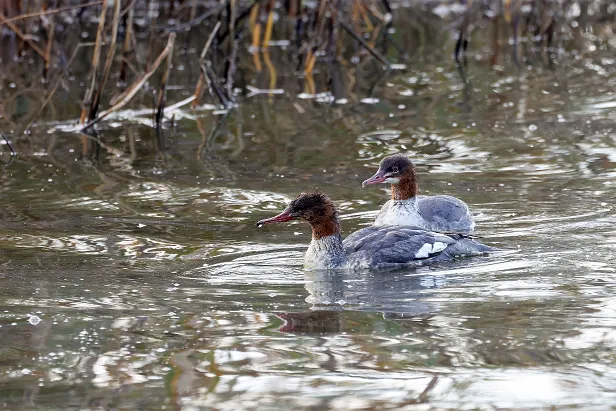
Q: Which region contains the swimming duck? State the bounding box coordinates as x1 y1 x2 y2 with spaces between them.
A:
362 154 475 233
257 191 492 270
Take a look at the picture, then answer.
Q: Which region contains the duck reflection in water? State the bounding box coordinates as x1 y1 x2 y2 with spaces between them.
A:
275 269 447 334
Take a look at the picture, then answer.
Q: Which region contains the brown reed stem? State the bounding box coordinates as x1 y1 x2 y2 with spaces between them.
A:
262 0 275 47
89 0 121 120
119 0 135 83
200 62 230 108
43 17 55 79
262 50 276 93
144 0 158 71
80 0 109 124
304 50 316 74
225 0 238 101
248 2 259 33
192 20 221 109
155 35 175 127
189 0 198 21
250 3 261 49
356 0 374 32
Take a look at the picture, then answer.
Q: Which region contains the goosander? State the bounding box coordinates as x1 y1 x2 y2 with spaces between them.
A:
362 154 475 233
257 191 493 270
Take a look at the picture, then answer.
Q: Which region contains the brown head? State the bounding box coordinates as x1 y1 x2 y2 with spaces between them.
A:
256 191 341 239
362 154 418 200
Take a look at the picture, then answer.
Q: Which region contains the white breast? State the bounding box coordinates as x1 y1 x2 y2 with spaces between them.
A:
374 199 425 227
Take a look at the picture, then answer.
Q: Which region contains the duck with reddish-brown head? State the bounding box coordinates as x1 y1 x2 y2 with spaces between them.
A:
258 191 491 270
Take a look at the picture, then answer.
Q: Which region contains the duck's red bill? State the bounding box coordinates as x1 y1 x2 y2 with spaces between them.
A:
362 172 387 187
256 209 294 227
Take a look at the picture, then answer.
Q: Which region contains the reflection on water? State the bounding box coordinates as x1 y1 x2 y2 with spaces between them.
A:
2 13 616 411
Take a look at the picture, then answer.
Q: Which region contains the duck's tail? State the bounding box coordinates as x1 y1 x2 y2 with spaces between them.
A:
443 237 500 257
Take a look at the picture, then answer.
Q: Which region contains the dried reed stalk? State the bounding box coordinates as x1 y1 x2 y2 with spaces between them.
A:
89 0 122 120
226 0 237 99
262 50 276 93
119 0 135 83
189 0 198 21
250 3 261 50
191 20 221 108
43 16 55 79
144 0 158 72
248 2 259 32
356 0 374 32
80 0 109 124
80 33 177 131
200 62 230 108
304 50 316 74
262 0 275 47
155 33 175 127
289 0 298 17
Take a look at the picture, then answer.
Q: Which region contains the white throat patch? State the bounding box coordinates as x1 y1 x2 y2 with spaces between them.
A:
374 199 423 227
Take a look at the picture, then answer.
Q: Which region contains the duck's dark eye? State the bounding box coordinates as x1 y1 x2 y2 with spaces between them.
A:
392 166 399 173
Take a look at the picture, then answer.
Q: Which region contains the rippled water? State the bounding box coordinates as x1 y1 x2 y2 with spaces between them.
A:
2 15 616 410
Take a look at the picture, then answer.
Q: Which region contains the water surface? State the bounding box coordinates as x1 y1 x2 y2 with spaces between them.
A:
2 11 616 410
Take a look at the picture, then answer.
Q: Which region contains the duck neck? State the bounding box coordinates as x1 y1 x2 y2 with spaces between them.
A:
310 215 341 240
305 216 347 269
391 175 418 201
305 233 346 269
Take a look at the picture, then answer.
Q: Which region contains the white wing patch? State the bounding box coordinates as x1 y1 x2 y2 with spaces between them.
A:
414 243 432 259
432 241 448 253
414 241 448 259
